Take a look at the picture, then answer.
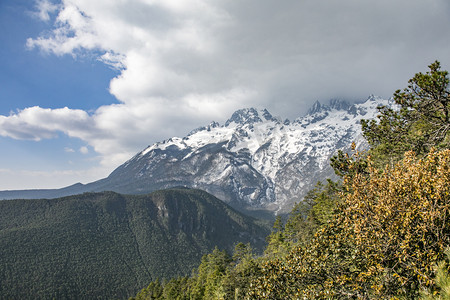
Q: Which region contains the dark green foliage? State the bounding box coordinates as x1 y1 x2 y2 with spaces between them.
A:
162 277 191 300
132 279 164 300
264 215 289 258
394 61 450 149
0 188 269 299
263 179 340 259
132 242 264 300
330 143 370 178
362 60 450 165
190 247 232 299
361 104 410 164
421 249 450 300
131 277 193 300
284 179 340 244
221 243 262 299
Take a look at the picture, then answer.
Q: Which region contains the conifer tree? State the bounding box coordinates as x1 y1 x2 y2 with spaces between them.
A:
362 61 450 164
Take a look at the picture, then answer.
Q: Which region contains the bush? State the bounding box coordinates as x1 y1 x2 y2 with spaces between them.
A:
248 150 450 299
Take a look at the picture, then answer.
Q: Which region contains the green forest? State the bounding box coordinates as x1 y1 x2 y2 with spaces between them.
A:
130 62 450 299
0 189 269 299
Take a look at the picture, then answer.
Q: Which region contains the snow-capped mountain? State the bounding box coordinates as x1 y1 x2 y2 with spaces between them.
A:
98 95 391 214
0 95 391 215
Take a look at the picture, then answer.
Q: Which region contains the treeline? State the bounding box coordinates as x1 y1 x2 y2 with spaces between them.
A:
131 61 450 299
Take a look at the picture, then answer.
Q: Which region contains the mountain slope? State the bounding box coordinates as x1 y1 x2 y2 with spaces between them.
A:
0 188 269 299
0 95 392 214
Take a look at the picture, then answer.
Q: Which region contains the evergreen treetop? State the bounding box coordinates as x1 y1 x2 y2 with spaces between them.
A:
362 60 450 164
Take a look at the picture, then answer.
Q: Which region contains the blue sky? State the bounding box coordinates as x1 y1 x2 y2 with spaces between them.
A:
0 0 119 188
0 0 118 113
1 0 450 190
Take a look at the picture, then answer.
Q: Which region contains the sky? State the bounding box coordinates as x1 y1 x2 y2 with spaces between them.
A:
0 0 450 190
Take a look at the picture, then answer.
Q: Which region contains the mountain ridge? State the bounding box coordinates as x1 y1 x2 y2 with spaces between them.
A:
0 95 392 214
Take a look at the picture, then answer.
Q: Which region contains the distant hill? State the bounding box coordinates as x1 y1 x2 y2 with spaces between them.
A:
0 96 392 215
0 188 269 299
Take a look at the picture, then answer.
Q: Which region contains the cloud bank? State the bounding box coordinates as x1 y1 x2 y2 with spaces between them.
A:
3 0 450 172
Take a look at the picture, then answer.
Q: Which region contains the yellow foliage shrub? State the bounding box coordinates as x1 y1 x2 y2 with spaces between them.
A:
248 150 450 299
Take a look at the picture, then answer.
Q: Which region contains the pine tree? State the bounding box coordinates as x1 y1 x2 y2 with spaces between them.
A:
362 61 450 164
421 249 450 300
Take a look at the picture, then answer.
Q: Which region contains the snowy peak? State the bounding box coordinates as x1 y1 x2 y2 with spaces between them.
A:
188 121 220 136
306 99 351 115
261 109 276 122
329 99 350 111
367 94 380 102
225 108 277 126
108 95 392 214
307 100 323 115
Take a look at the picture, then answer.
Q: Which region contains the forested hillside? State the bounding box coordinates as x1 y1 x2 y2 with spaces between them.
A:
0 188 269 299
131 62 450 299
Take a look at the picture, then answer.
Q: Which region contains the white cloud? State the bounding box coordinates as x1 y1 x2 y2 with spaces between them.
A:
0 106 92 141
5 0 450 180
64 147 75 153
79 146 88 154
32 0 59 22
28 0 450 107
